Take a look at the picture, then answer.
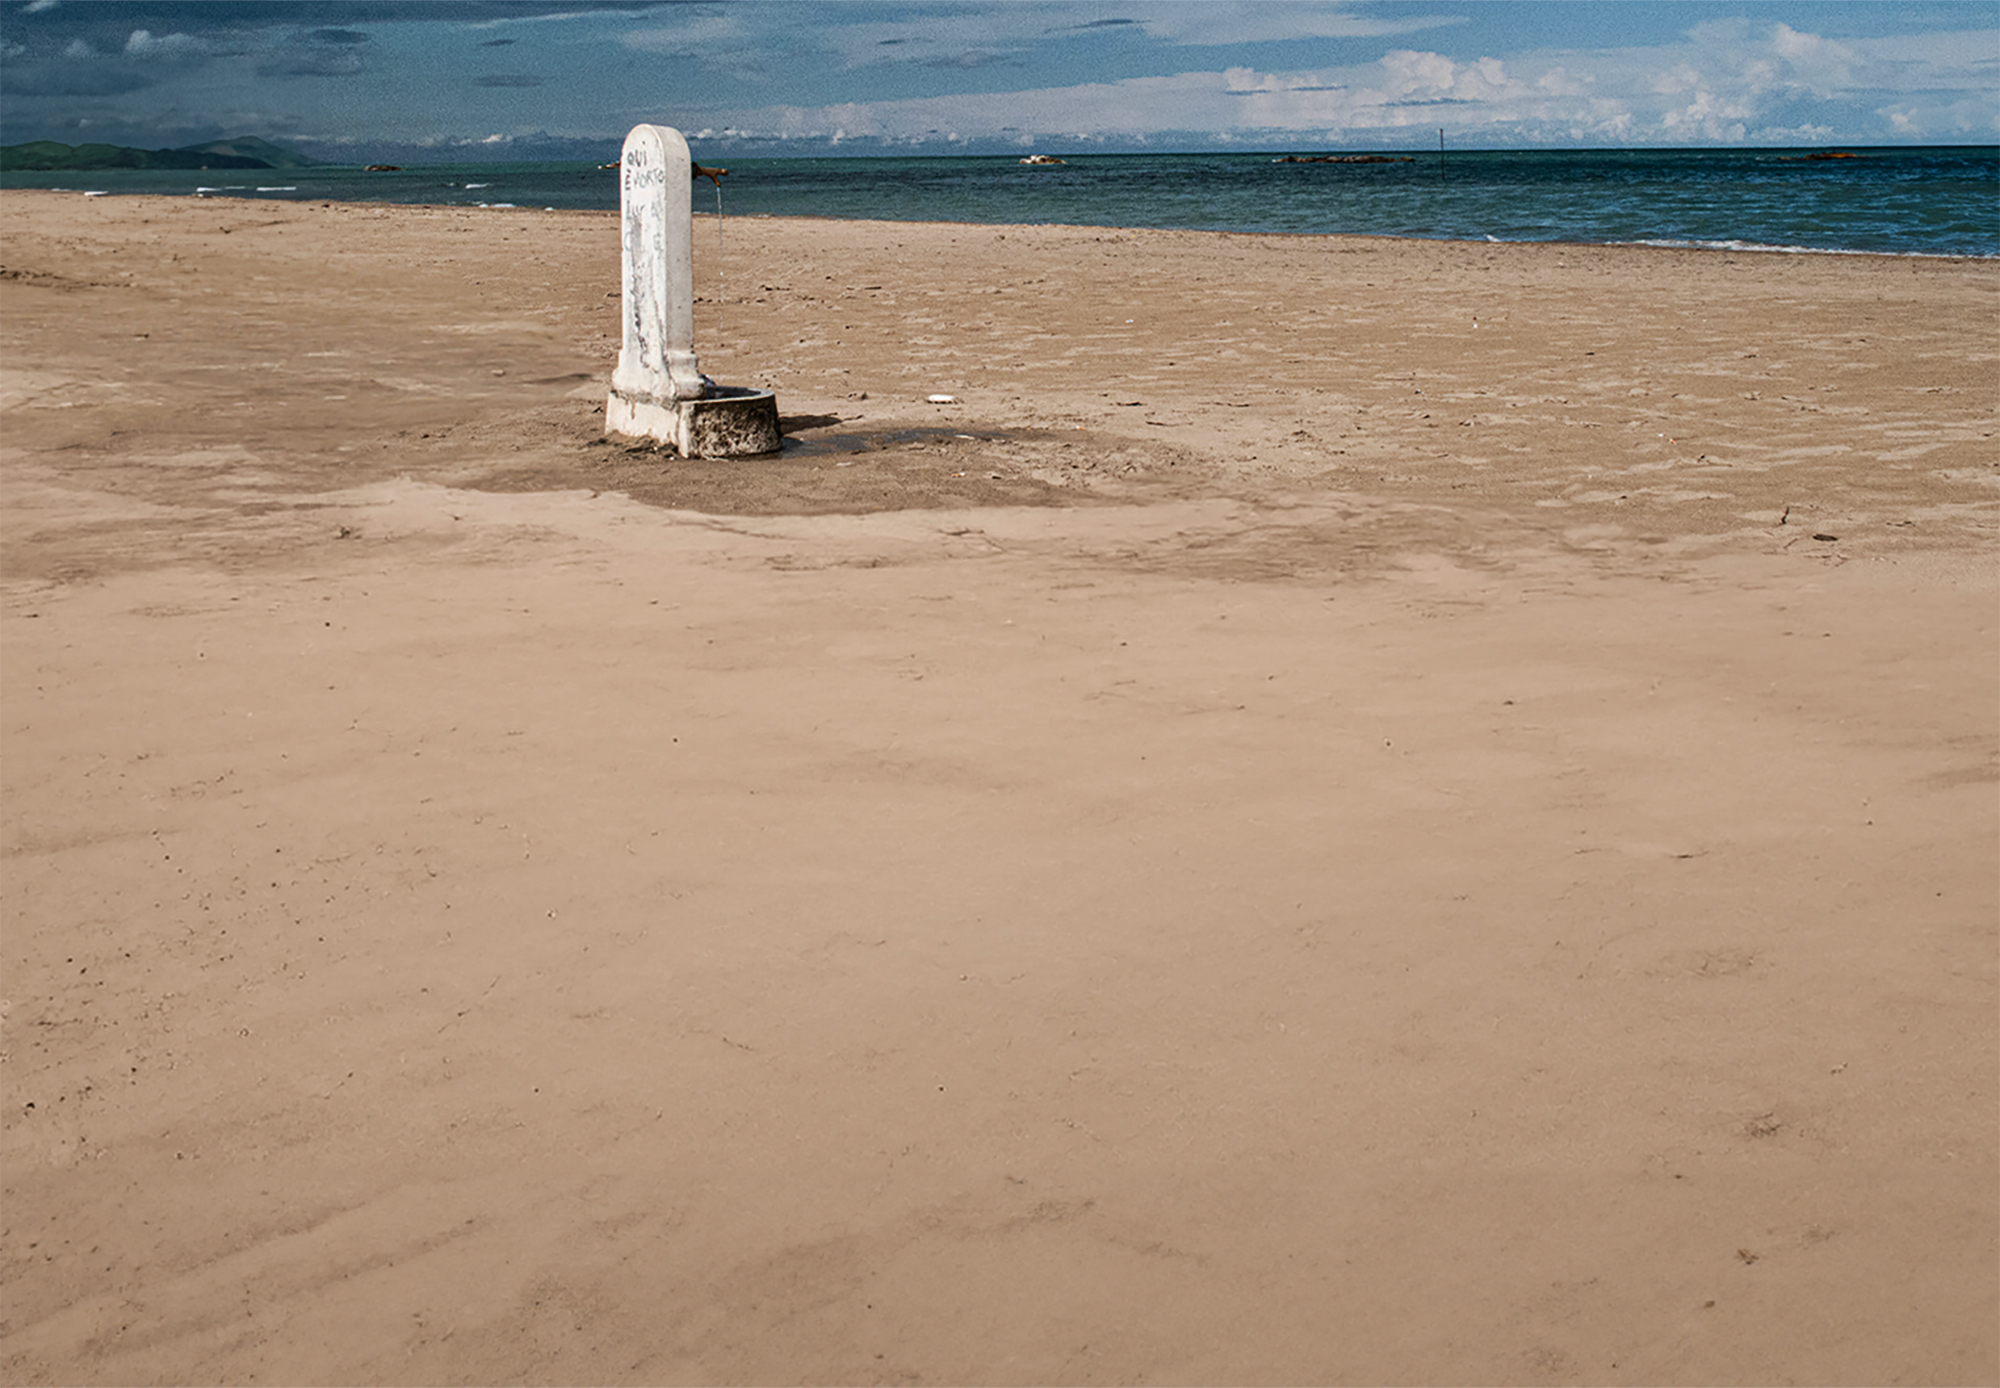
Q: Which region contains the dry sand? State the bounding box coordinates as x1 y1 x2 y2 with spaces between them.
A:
1 191 1995 1385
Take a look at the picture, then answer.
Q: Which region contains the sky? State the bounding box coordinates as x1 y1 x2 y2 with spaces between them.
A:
2 1 1995 161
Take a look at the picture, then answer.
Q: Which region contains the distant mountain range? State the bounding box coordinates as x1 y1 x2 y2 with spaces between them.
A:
0 137 313 172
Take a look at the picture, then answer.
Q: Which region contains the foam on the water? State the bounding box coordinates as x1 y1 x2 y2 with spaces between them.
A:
1625 238 1980 259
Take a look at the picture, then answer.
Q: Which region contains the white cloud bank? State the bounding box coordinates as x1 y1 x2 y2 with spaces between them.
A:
686 20 2000 147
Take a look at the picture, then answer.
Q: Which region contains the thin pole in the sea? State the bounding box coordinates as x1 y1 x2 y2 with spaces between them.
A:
1439 129 1445 182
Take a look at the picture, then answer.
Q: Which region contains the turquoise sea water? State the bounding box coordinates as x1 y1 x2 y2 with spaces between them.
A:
6 146 1994 258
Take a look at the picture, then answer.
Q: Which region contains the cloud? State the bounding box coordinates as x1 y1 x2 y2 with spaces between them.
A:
457 4 666 31
1135 5 1462 46
1770 21 1856 93
1214 51 1596 134
619 14 748 56
1879 93 2000 137
655 3 1466 84
1581 19 1997 139
123 30 208 62
1650 62 1700 97
1639 20 1995 103
3 2 1994 156
1846 27 2000 91
1535 67 1590 99
1659 87 1754 142
666 10 1934 149
257 28 372 78
1753 120 1835 142
925 49 1018 70
1380 48 1463 97
704 32 1874 150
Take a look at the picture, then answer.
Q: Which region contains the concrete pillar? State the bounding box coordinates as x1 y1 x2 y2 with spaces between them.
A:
609 124 704 441
606 124 780 457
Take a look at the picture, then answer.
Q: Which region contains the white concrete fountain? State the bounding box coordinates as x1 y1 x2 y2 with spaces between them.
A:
606 124 779 457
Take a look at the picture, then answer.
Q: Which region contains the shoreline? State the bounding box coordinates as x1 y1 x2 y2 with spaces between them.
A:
3 191 1994 1385
706 210 2000 261
14 186 2000 262
5 141 1994 258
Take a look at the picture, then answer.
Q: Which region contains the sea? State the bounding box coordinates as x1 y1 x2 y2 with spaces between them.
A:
5 145 1994 259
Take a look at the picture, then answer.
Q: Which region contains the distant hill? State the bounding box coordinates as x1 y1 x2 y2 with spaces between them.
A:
0 137 314 172
179 137 315 168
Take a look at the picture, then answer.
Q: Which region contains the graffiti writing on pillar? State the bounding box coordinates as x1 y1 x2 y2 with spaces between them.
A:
624 139 661 366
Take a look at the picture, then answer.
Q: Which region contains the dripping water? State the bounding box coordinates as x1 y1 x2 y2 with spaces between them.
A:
712 178 725 356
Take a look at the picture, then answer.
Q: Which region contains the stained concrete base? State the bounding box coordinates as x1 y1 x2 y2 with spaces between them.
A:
606 385 781 458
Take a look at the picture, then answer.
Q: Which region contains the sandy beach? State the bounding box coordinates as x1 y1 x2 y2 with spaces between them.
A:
1 190 1995 1385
